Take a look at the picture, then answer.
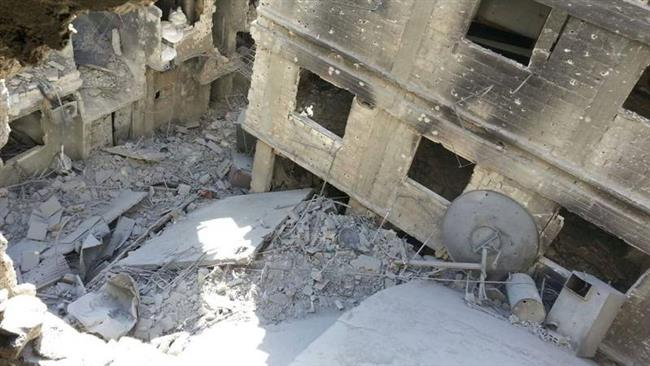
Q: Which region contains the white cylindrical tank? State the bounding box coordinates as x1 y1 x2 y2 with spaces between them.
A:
506 273 546 323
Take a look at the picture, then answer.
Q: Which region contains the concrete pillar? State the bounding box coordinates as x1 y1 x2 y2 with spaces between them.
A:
250 140 275 193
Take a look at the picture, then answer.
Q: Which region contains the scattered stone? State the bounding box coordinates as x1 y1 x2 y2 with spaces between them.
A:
20 250 40 272
177 184 191 196
334 299 345 311
350 255 382 273
67 273 139 340
0 294 47 359
26 219 48 241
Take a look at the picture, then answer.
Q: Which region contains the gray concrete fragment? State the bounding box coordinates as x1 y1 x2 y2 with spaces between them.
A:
100 190 147 223
350 255 381 273
26 219 48 241
67 273 139 340
21 253 71 289
0 294 47 360
119 189 312 268
20 250 40 272
290 282 592 366
39 196 62 218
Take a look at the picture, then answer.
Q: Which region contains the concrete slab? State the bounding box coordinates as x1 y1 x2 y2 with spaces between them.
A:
179 312 340 366
290 281 595 366
119 189 312 268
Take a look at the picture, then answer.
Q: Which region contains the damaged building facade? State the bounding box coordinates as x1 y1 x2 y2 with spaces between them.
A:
242 0 650 364
0 0 649 364
0 0 256 186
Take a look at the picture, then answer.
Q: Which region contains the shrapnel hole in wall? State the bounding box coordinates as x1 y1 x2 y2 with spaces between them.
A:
545 209 650 293
407 137 475 202
0 111 44 162
466 0 551 65
295 69 354 139
623 65 650 120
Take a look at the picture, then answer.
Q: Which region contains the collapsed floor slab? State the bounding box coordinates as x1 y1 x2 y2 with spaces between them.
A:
118 189 312 268
290 281 593 366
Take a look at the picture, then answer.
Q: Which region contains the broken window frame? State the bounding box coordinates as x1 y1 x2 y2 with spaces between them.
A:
462 0 561 69
406 136 475 202
292 68 355 140
620 63 650 122
0 110 46 164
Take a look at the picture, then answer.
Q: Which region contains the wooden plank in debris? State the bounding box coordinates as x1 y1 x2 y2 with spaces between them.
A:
119 189 312 268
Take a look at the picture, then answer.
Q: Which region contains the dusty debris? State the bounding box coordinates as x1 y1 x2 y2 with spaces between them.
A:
0 294 47 359
67 273 140 340
103 145 168 163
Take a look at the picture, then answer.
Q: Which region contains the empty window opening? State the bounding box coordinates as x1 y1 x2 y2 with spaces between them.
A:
233 32 256 94
545 209 650 292
0 112 44 162
565 273 592 298
295 69 354 138
466 0 552 65
623 65 650 120
272 155 349 211
407 137 475 202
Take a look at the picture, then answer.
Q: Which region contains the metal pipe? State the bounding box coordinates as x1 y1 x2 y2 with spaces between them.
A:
399 259 482 271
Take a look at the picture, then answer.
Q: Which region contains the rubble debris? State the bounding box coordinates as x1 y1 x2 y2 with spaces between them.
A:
229 152 253 189
103 216 136 258
0 233 17 294
118 189 312 268
0 294 47 359
26 218 48 241
21 253 71 289
506 273 546 324
103 145 168 163
67 273 140 340
289 281 592 366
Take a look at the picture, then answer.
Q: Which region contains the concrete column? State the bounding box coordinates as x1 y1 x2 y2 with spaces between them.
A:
250 140 275 193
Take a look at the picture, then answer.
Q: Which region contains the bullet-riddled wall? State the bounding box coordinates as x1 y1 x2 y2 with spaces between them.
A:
243 0 650 363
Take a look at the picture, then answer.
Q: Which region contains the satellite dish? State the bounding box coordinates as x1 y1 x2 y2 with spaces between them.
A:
442 190 539 277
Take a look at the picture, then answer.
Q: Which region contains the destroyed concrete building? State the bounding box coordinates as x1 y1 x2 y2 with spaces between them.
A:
0 0 256 186
243 0 650 364
0 0 649 365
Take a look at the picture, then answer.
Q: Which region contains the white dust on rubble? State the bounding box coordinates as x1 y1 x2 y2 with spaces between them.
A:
124 196 426 343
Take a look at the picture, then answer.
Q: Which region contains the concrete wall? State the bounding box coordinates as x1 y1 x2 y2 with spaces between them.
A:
243 1 650 362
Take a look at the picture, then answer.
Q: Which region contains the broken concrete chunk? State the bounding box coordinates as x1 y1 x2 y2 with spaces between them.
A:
216 159 232 179
177 184 191 196
20 251 40 272
6 239 48 266
119 189 312 268
229 153 253 189
100 190 147 223
350 255 382 273
39 196 62 218
0 294 47 359
35 312 112 364
103 146 167 163
21 253 71 289
26 219 48 241
103 216 136 258
67 273 139 340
